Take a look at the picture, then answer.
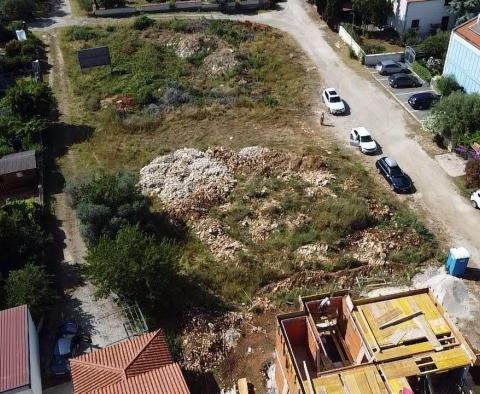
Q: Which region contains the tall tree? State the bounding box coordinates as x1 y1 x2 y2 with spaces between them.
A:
324 0 342 28
352 0 393 33
449 0 480 25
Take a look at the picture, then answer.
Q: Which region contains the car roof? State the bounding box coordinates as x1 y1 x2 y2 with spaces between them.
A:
409 92 435 99
325 88 337 94
381 60 398 66
353 127 370 137
390 73 411 79
384 157 398 167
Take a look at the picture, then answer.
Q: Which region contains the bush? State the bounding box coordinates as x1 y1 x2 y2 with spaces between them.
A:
434 75 463 96
65 26 98 41
2 78 56 120
0 0 34 20
78 0 91 10
343 23 362 44
5 39 20 56
465 159 480 189
133 15 154 30
362 43 385 54
65 171 150 245
412 61 432 82
402 29 422 46
170 17 190 32
86 225 181 308
209 20 249 46
4 264 54 320
416 31 450 63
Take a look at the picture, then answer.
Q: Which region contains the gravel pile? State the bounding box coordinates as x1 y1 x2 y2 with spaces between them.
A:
139 148 236 217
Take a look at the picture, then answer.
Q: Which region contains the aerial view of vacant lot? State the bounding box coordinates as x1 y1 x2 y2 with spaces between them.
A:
45 16 440 392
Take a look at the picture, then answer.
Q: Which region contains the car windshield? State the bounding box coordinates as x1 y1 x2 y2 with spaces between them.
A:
389 166 403 176
330 96 341 103
360 136 372 142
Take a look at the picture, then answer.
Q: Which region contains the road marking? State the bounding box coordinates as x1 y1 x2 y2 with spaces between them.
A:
394 90 434 96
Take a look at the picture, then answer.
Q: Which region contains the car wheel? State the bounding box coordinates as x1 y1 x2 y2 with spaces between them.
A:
393 83 397 88
377 167 382 174
389 184 395 191
418 104 423 110
472 200 478 209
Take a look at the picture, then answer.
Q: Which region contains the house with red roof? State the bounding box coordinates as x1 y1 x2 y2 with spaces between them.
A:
0 305 42 394
69 330 190 394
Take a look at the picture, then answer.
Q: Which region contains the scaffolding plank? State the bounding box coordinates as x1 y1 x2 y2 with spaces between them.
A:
414 314 442 351
377 307 403 327
430 348 471 370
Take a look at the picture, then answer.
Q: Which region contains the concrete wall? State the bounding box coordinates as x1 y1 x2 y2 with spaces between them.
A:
364 51 404 66
28 312 42 394
338 26 364 58
444 32 480 93
390 0 456 35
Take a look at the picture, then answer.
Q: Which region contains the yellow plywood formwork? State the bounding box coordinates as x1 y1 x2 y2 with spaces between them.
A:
380 359 421 380
430 347 471 370
387 377 412 394
340 366 388 394
311 374 343 394
375 341 433 361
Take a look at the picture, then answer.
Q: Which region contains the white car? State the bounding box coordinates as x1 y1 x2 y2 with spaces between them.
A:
350 127 378 154
471 190 480 209
322 88 346 115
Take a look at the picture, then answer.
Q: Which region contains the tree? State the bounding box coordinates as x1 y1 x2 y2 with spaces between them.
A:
324 0 342 29
449 0 480 25
86 225 181 309
416 31 450 69
352 0 393 33
465 159 480 189
434 75 463 97
2 78 56 120
4 264 54 320
424 92 480 143
0 200 48 277
65 172 150 245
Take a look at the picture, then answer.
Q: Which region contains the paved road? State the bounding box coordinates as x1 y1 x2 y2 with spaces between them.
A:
32 0 480 267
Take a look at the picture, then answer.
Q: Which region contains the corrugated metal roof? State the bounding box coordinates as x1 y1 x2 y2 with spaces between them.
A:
0 305 30 392
0 150 37 176
70 330 189 394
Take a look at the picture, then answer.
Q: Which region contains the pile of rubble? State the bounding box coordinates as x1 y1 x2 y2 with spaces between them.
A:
203 47 238 75
294 242 330 267
192 217 247 262
139 148 236 218
181 311 251 372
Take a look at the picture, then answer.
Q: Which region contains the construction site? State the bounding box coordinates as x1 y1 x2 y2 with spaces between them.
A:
275 288 478 394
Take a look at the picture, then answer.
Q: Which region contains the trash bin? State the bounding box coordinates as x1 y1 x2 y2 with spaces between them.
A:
445 247 470 277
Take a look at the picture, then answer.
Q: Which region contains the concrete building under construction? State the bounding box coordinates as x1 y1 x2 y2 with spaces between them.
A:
275 288 477 394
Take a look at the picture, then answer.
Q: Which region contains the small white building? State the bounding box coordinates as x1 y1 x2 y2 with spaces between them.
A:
443 15 480 93
0 305 42 394
389 0 456 35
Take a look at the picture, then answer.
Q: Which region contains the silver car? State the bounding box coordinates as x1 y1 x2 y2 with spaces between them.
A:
375 60 409 76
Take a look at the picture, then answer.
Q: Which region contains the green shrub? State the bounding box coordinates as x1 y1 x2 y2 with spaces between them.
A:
133 15 154 30
5 39 20 56
412 61 432 82
209 20 249 46
263 94 279 107
465 159 480 189
78 0 91 10
434 75 463 96
4 264 54 320
0 0 34 20
335 255 362 270
65 26 98 41
362 43 385 54
342 23 362 44
389 245 434 265
170 17 190 32
349 47 358 60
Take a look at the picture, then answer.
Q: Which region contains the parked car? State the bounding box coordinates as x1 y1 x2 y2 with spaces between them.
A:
350 127 378 154
50 322 91 376
322 88 346 115
375 156 413 192
471 190 480 208
375 60 409 75
408 92 438 110
388 73 422 88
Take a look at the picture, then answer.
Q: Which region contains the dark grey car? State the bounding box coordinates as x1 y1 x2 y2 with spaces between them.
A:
388 73 422 88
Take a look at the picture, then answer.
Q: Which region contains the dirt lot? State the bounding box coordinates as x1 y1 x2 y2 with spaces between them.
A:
49 18 443 393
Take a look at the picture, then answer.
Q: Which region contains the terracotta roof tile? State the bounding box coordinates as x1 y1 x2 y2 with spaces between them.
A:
70 330 189 394
0 305 29 392
455 17 480 50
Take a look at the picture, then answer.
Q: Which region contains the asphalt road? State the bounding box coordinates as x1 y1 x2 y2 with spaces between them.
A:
32 0 480 267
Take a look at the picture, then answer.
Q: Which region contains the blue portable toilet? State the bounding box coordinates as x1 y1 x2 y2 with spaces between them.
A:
445 247 470 277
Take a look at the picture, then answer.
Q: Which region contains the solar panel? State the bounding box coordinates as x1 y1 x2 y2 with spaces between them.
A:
77 46 111 70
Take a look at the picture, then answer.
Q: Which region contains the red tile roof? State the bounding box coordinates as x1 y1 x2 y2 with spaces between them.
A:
0 305 29 392
454 16 480 50
70 330 189 394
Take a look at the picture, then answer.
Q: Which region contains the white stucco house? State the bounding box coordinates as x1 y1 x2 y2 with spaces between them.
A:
0 305 42 394
443 15 480 93
389 0 456 35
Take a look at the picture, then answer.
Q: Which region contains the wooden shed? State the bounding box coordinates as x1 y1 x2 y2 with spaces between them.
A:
0 150 39 200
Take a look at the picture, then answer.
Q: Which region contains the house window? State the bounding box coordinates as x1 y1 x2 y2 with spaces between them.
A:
411 19 420 29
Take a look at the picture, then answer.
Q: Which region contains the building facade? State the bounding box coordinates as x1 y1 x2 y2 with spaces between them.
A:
389 0 456 35
443 16 480 93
